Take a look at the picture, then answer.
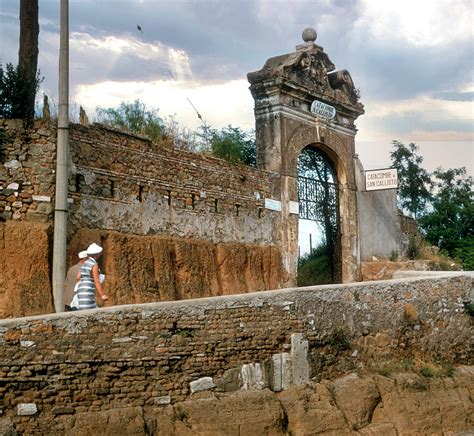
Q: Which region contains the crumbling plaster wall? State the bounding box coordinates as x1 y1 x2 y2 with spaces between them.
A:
0 273 472 434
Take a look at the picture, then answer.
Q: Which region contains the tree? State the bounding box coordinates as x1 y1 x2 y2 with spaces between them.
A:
18 0 39 126
0 63 42 122
390 141 432 219
198 124 256 166
96 100 167 144
419 167 473 269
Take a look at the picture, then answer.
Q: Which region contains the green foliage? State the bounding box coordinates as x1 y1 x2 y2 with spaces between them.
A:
390 141 432 219
0 63 42 127
96 99 167 143
327 326 351 351
419 366 434 377
406 235 420 260
297 243 332 286
0 128 7 164
464 302 474 317
198 124 256 166
419 167 473 269
389 250 398 261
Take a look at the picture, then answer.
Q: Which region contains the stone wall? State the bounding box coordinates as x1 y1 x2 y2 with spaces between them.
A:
0 120 289 317
68 123 282 245
0 119 57 222
0 273 472 434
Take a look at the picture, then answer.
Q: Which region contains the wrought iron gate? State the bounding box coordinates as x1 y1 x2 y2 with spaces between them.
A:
297 146 341 283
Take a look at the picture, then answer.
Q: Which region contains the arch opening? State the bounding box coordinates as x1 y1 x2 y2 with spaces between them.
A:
297 145 341 285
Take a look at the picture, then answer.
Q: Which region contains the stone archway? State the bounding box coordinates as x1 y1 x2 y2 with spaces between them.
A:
248 28 364 284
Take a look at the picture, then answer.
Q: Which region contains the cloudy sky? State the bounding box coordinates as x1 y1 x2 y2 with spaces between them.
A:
1 0 473 175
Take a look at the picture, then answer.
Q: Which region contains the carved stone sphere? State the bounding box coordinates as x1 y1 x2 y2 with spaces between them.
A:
302 28 317 43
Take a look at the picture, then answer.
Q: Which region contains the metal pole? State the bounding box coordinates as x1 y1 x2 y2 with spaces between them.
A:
52 0 69 312
309 233 312 254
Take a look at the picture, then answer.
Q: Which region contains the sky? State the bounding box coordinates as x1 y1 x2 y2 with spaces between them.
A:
1 0 472 177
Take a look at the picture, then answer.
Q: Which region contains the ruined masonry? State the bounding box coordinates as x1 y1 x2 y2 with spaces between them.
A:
1 29 402 318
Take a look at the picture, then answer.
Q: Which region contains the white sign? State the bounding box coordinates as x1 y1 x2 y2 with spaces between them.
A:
310 100 336 120
289 201 299 215
365 168 398 191
264 198 282 211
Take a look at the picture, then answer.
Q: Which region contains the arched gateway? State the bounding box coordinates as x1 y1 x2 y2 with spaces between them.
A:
248 28 364 283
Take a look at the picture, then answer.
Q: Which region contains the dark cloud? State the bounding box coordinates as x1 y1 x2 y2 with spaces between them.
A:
1 0 472 107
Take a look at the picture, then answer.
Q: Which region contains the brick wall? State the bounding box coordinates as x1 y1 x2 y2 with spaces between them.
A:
0 273 472 434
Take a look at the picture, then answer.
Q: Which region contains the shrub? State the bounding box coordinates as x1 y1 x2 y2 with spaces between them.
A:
406 235 420 260
0 63 42 127
297 243 332 286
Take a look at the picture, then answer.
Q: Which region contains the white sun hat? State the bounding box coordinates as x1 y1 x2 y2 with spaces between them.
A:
86 243 103 255
78 250 88 259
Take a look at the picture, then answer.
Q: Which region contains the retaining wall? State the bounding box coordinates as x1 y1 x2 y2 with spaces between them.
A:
0 273 472 434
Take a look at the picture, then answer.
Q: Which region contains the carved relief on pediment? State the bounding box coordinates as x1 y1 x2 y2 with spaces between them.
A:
288 51 335 93
328 70 359 105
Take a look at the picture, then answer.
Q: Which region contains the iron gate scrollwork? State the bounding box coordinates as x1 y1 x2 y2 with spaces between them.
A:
297 146 341 283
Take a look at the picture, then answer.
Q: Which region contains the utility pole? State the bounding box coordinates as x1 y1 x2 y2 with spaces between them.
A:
52 0 69 312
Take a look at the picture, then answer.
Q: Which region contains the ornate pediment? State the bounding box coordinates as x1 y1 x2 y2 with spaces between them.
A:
248 28 364 115
287 51 335 94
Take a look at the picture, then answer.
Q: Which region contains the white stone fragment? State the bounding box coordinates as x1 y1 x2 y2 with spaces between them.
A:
112 337 132 343
17 403 37 416
32 195 51 202
5 160 21 169
154 396 171 405
20 339 35 347
190 376 215 393
240 363 265 390
7 183 19 190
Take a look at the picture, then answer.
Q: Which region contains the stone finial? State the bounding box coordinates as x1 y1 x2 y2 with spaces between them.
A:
296 27 317 51
79 106 89 126
302 27 317 43
42 94 51 120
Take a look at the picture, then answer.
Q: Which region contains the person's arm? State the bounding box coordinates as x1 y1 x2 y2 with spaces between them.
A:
92 263 108 300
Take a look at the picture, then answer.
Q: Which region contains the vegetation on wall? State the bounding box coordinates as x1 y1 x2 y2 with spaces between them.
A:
97 99 257 166
96 100 168 144
197 124 256 166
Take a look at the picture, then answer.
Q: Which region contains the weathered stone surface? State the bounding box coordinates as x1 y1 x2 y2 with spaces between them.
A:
361 260 431 281
0 221 53 318
154 390 285 435
67 406 145 436
190 377 216 393
328 373 381 430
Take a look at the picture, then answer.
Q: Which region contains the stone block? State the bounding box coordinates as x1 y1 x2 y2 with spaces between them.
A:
52 406 75 415
291 333 309 386
241 363 265 390
190 376 216 393
17 403 38 416
154 395 171 405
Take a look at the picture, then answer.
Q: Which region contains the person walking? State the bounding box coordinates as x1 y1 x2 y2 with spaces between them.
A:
76 243 108 310
64 250 88 311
